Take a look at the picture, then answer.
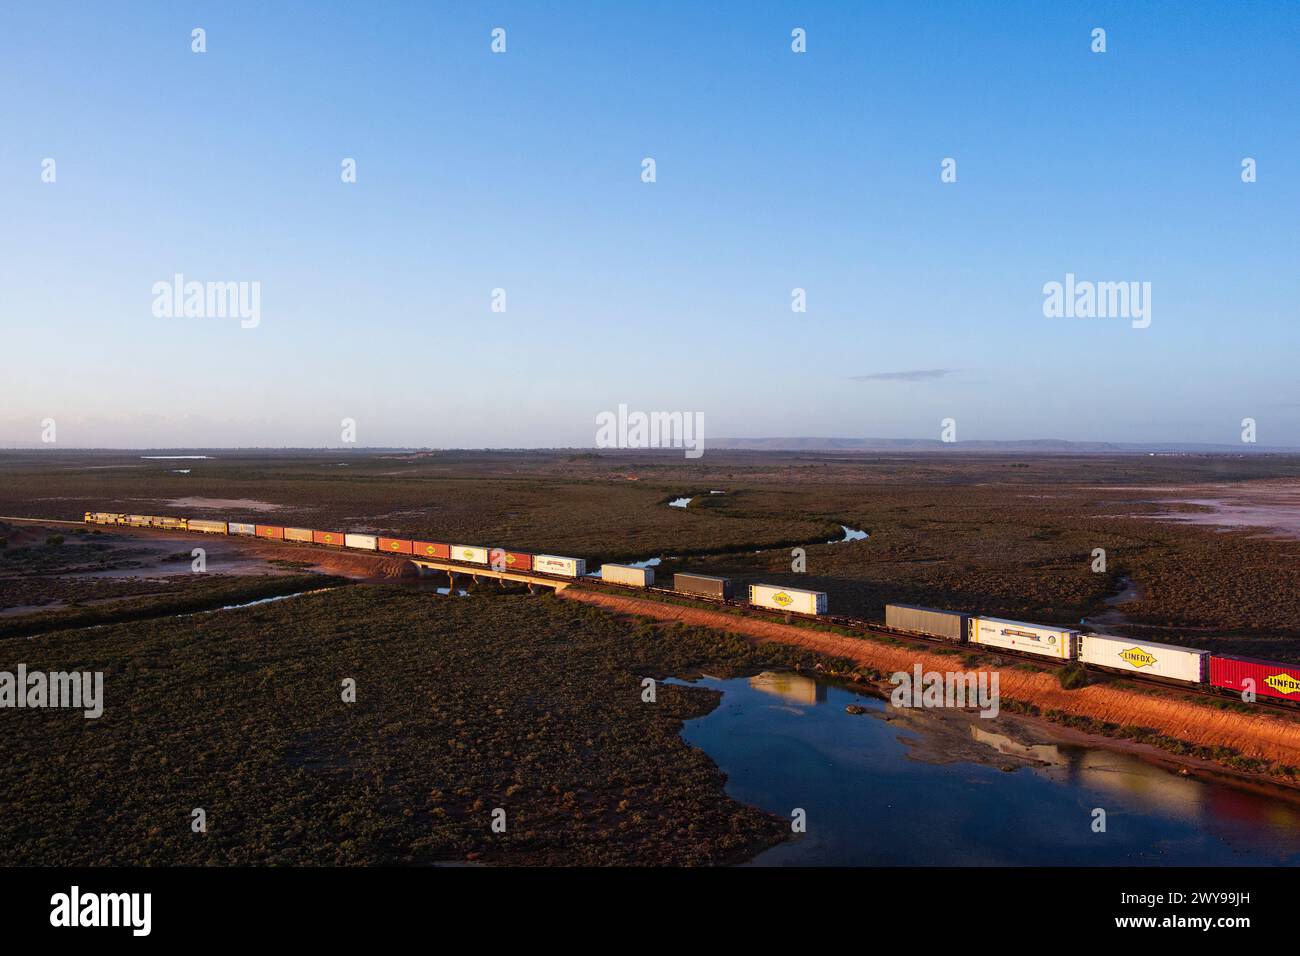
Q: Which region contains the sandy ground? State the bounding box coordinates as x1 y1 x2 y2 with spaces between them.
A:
561 589 1300 774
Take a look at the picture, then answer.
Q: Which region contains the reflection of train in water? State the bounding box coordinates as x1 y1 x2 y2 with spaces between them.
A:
84 511 1300 707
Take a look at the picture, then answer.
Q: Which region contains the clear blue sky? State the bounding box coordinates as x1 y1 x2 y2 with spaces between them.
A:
2 1 1297 448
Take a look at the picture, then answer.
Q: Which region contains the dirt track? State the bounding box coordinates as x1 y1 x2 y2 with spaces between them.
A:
561 589 1300 770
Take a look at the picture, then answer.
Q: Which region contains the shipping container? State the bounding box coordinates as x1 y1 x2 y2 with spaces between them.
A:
601 564 654 588
228 522 256 536
1079 633 1207 683
312 530 344 546
1210 655 1300 702
411 540 451 560
344 533 378 551
886 604 967 643
256 525 285 540
749 584 828 615
188 519 228 535
532 554 586 577
283 527 313 543
450 545 489 565
489 549 533 572
969 616 1078 659
673 573 733 600
378 537 413 555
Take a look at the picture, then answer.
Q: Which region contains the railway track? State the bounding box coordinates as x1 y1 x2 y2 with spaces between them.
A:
9 513 1294 714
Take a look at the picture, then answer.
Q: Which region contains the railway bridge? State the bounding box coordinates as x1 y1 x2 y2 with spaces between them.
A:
409 558 572 592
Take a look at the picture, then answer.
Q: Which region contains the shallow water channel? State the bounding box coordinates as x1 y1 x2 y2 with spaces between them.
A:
670 672 1300 865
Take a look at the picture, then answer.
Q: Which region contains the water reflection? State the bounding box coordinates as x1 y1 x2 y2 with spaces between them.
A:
749 671 827 705
671 673 1300 865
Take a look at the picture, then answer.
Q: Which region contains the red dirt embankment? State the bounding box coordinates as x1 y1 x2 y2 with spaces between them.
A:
561 589 1300 769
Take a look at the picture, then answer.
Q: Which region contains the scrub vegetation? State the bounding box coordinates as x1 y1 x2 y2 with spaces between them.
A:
0 586 827 865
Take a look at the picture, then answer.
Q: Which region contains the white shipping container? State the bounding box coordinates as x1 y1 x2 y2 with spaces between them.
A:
533 554 587 577
344 533 378 551
228 522 256 536
970 616 1078 659
284 527 313 543
601 564 654 587
748 584 828 615
450 545 489 565
1079 634 1207 683
188 519 228 534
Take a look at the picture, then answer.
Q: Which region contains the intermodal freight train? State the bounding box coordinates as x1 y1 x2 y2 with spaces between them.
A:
884 602 1298 703
83 511 1300 705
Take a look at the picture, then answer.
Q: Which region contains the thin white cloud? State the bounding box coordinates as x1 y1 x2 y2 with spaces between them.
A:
849 369 955 382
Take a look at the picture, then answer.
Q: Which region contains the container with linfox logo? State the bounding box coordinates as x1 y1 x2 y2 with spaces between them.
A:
411 540 450 559
1079 633 1208 682
749 583 828 615
1210 654 1300 701
449 545 489 565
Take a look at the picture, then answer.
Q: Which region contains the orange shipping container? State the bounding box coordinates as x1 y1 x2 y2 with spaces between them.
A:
313 530 345 547
411 540 450 559
256 525 285 540
378 537 413 554
284 527 313 543
495 550 532 572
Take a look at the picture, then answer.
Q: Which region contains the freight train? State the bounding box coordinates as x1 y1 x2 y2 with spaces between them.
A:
83 511 1300 705
884 603 1300 703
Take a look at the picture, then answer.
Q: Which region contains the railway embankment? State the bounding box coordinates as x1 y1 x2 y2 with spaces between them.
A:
561 588 1300 778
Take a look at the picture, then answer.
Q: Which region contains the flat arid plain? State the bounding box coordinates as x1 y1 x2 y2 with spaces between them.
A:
5 449 1300 865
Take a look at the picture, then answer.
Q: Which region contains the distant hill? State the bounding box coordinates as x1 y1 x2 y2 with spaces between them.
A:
708 437 1300 454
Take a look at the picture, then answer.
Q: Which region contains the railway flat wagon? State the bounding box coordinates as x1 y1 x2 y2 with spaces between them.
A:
228 522 256 536
1210 655 1300 702
284 527 314 543
601 564 654 587
674 573 733 601
378 537 413 555
749 584 828 615
492 550 533 572
1079 634 1208 683
412 541 451 560
188 519 228 535
450 545 489 565
969 616 1079 659
532 554 586 577
312 530 345 546
886 604 967 643
344 533 378 551
256 525 285 540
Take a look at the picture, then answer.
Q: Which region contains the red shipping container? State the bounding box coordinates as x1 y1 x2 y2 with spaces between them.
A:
493 550 532 572
378 537 413 554
411 540 450 559
1209 654 1300 701
312 530 345 547
256 525 285 540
